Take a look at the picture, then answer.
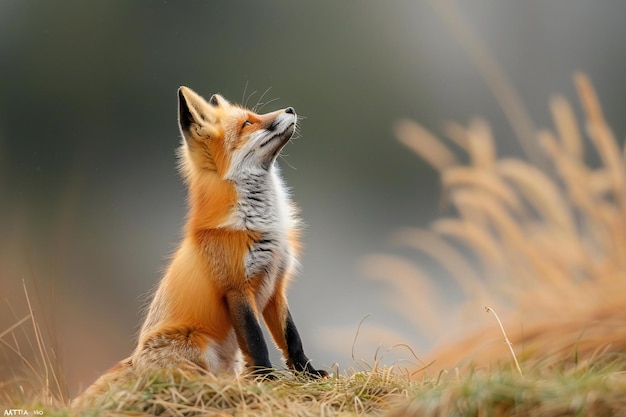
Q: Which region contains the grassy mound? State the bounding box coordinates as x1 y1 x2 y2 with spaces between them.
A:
7 354 625 416
72 367 409 416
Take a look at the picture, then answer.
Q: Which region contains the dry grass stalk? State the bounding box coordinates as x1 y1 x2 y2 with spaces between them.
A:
549 95 584 160
391 228 486 302
496 158 576 235
395 120 458 173
575 73 626 217
484 306 523 378
467 118 496 168
442 166 522 211
431 218 506 270
361 255 442 336
424 0 541 166
443 121 471 152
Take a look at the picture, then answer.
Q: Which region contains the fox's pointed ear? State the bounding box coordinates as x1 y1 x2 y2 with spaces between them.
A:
178 87 196 135
178 87 220 142
209 94 220 106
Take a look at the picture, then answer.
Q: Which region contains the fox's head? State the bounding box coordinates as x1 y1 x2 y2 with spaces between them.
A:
177 87 296 181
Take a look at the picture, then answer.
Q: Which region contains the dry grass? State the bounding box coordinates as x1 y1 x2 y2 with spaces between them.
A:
0 283 68 407
379 72 626 372
8 353 626 416
0 282 68 409
69 366 414 417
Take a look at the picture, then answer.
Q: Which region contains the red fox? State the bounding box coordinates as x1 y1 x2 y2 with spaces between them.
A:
74 87 326 406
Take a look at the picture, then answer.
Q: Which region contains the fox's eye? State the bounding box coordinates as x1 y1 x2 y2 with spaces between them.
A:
242 121 252 128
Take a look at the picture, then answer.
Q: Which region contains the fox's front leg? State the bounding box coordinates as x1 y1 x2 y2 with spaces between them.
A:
225 290 274 376
263 291 328 378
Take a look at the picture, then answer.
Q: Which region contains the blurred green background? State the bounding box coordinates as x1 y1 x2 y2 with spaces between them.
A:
2 0 626 396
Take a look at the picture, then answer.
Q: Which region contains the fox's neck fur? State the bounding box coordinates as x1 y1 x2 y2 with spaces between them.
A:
230 166 296 278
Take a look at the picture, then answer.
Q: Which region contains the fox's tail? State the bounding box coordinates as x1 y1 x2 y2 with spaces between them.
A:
71 357 134 409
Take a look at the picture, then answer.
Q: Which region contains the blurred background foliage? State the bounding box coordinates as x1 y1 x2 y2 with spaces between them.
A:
1 0 626 397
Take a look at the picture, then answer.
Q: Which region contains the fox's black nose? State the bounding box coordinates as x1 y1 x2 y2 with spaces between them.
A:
285 107 295 114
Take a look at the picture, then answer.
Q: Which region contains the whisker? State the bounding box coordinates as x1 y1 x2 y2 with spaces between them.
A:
254 87 273 111
256 97 280 112
278 153 298 170
245 90 258 109
293 125 303 139
241 80 250 107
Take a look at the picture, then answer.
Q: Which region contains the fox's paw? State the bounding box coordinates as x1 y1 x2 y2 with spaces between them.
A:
250 366 278 381
309 368 329 378
303 364 329 379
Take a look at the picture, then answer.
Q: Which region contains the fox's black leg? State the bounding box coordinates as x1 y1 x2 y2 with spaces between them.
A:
284 310 328 377
263 290 327 378
226 291 273 376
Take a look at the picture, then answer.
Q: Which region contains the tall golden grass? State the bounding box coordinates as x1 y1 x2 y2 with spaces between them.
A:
0 282 68 407
370 73 626 372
